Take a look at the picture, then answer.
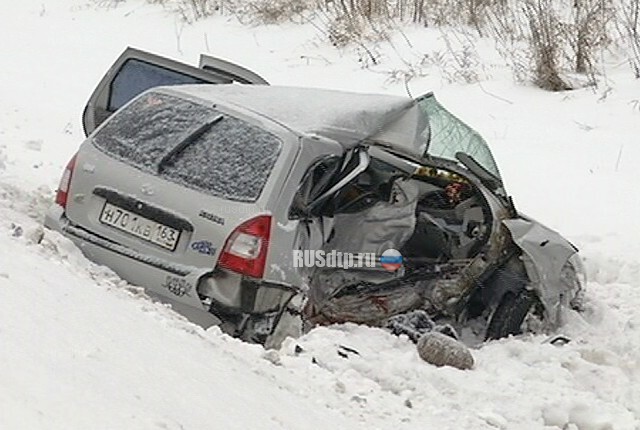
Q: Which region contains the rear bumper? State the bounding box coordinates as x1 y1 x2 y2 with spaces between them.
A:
45 204 221 328
44 205 297 330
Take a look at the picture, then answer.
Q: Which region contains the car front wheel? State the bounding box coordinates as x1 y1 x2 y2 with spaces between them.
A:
485 289 541 340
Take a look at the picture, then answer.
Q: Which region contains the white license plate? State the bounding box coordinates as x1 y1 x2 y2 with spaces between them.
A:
99 202 181 251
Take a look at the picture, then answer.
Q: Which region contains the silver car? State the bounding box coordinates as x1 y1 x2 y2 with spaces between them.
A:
45 48 585 345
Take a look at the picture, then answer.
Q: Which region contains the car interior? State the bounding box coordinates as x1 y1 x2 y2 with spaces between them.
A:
292 148 493 272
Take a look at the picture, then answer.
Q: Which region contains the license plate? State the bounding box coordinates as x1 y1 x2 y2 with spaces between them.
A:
99 202 181 251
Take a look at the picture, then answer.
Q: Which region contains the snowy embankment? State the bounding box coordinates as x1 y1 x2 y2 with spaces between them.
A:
1 0 639 428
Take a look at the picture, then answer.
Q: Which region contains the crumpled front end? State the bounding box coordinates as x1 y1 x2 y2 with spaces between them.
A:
503 217 585 328
304 260 473 326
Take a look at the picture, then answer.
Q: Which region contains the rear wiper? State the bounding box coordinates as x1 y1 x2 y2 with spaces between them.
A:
157 115 224 173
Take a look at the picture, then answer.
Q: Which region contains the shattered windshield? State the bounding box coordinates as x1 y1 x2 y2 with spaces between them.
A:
418 94 501 179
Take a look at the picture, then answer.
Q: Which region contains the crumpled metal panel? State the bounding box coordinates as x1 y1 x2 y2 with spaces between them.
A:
502 218 578 328
308 180 419 307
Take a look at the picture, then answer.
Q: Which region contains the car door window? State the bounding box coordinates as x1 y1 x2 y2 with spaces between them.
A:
83 47 269 136
109 59 209 112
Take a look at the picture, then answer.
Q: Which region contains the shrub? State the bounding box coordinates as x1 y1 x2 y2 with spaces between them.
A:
98 0 639 88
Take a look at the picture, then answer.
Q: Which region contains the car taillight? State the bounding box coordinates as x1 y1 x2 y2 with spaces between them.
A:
55 153 77 209
218 215 272 279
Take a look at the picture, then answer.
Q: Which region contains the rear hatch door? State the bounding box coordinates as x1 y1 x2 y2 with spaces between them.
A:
67 90 290 289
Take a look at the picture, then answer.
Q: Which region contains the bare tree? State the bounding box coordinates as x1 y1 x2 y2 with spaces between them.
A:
616 0 640 77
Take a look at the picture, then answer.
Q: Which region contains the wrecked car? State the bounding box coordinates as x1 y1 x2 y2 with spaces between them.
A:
44 47 585 347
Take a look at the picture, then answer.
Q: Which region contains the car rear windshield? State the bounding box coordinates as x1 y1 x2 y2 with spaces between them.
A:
92 92 282 202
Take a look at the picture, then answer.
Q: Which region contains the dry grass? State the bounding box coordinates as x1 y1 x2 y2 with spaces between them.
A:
96 0 640 89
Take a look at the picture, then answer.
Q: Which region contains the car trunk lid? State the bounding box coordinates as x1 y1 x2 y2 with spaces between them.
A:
65 91 284 273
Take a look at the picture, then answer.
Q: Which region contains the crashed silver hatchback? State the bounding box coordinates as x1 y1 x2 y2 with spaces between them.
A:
45 47 585 346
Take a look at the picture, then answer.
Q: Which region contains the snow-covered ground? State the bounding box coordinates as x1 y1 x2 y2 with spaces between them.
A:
1 0 639 428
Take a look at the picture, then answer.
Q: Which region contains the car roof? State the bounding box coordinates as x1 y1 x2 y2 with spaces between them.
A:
167 84 427 154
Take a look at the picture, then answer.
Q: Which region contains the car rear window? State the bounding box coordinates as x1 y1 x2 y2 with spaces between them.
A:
92 92 282 202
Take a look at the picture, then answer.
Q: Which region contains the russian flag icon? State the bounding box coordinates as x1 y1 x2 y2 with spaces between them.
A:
380 249 403 272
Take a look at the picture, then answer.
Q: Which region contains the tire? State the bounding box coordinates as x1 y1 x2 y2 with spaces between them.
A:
485 289 538 340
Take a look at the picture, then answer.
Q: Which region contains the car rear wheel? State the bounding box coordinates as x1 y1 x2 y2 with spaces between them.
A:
485 289 541 340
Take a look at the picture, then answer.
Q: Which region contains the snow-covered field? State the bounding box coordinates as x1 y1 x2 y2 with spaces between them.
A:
1 0 639 428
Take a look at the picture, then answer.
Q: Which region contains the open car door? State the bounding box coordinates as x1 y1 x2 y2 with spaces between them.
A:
198 54 268 85
82 47 269 136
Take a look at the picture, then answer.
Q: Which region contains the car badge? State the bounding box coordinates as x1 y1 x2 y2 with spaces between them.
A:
191 240 217 256
140 184 154 196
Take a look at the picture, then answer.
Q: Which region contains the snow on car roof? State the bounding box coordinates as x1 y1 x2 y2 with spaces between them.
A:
167 84 426 152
